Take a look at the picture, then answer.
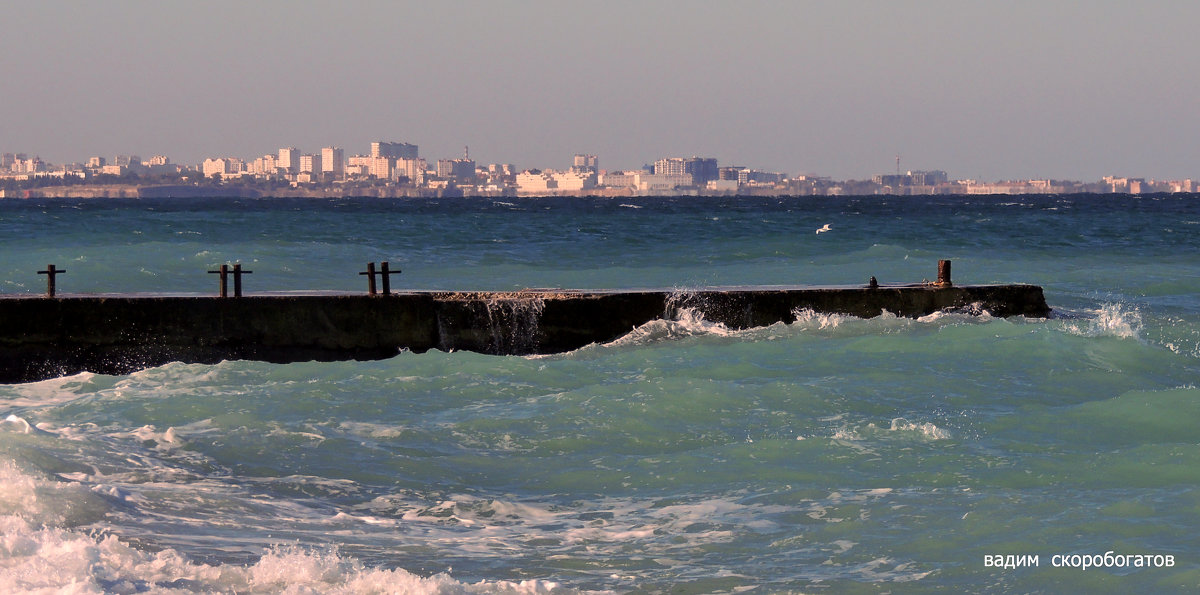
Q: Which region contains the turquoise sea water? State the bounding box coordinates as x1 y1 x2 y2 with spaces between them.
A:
1 195 1199 593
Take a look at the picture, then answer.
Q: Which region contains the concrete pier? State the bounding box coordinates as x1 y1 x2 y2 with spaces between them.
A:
0 283 1049 384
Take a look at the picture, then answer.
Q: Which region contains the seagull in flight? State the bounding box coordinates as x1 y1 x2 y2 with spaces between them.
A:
815 223 832 234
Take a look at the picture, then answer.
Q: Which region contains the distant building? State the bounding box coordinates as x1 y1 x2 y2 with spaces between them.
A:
369 156 393 179
395 158 427 183
516 171 555 194
13 157 45 174
513 170 596 194
87 156 106 169
248 154 279 177
299 153 322 175
488 163 517 176
908 170 947 185
653 157 717 184
552 170 595 191
321 147 344 178
202 158 238 177
437 158 476 181
572 154 599 173
599 170 692 191
371 141 418 160
278 147 300 175
873 170 948 187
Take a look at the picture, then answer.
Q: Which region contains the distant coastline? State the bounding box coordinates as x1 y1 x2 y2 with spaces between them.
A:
2 182 1197 200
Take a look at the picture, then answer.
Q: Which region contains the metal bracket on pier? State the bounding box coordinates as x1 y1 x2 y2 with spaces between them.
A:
37 264 66 297
360 261 401 296
208 263 252 297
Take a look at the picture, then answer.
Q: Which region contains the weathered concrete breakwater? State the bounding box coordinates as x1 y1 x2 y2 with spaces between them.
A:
0 281 1049 384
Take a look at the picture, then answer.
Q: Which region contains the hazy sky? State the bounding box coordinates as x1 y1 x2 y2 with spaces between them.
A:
4 1 1198 181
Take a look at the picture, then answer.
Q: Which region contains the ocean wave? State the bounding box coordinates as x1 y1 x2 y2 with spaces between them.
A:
601 307 737 349
0 459 598 593
0 371 107 409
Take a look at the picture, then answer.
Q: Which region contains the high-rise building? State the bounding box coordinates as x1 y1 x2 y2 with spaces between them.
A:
321 147 344 178
395 158 426 183
369 156 393 179
653 157 718 184
371 141 418 160
300 153 322 175
437 158 475 181
278 147 300 175
572 154 599 173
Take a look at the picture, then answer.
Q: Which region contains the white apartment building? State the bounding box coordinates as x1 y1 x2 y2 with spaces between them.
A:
321 147 344 177
299 153 322 175
278 147 300 175
395 158 427 183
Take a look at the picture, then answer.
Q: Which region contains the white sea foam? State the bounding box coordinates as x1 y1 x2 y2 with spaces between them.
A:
832 419 952 442
0 371 102 409
1066 303 1144 340
603 307 735 348
888 418 953 440
0 460 600 593
791 307 847 330
0 515 589 594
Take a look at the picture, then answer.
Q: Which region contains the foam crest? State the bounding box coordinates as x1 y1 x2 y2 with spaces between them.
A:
0 371 102 409
604 307 734 348
0 460 112 529
791 307 847 330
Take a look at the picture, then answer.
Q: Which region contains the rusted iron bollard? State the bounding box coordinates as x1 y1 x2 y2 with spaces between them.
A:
208 264 252 297
868 276 879 289
379 261 400 296
208 264 229 297
937 260 952 287
37 264 66 297
361 262 402 296
231 263 251 298
360 262 377 295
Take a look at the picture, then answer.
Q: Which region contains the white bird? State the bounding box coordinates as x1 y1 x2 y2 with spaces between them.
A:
815 224 832 234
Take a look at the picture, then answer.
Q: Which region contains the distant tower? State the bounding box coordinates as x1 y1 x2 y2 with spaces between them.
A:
896 155 901 176
464 145 469 160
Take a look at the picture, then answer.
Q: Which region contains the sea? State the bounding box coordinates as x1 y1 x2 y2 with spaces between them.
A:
0 194 1198 593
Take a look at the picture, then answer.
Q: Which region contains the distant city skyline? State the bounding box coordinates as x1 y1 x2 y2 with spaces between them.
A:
3 2 1199 181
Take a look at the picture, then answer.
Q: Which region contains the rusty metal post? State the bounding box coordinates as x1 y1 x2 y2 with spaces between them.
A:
868 276 879 289
208 264 229 297
232 263 251 297
380 261 401 296
37 264 65 297
937 260 952 287
360 262 377 295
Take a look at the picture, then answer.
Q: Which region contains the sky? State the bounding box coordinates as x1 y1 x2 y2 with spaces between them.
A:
3 1 1198 181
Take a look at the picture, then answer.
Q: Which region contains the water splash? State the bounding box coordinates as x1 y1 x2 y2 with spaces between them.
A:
1068 303 1143 340
482 297 545 353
